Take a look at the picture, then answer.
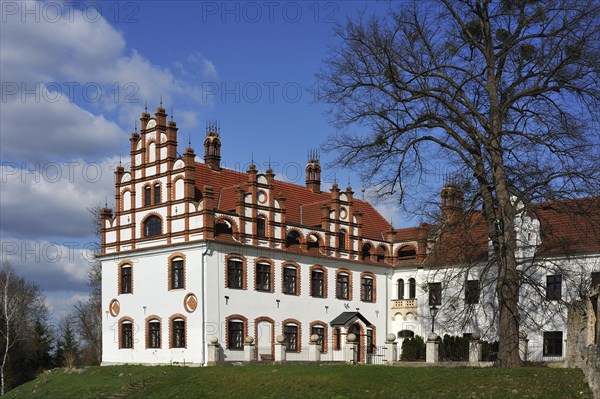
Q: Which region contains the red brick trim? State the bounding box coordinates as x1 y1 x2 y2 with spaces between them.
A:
332 327 342 350
225 254 247 290
254 316 275 358
118 316 134 349
281 318 302 352
225 314 248 350
309 265 328 299
118 260 133 295
360 271 376 303
142 184 152 207
151 180 162 205
254 258 274 293
309 320 328 353
335 269 353 301
167 252 186 291
281 261 301 296
168 313 187 349
145 315 162 349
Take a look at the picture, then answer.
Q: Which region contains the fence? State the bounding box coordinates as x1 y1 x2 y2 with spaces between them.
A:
367 346 387 365
525 340 565 363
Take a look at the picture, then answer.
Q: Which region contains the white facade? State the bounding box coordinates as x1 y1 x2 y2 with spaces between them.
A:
100 107 599 366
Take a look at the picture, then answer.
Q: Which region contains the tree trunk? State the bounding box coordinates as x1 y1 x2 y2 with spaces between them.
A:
1 269 10 396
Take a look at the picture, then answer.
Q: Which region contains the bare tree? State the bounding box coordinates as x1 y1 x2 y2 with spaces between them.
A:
317 0 600 366
0 263 48 395
72 205 103 365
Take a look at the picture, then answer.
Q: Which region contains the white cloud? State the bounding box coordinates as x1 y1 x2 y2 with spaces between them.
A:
0 157 117 239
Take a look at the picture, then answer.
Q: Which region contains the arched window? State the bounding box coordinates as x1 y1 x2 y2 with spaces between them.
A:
147 319 161 349
226 315 247 350
144 215 162 237
286 230 301 247
283 321 300 352
170 257 184 289
282 264 299 295
397 279 405 300
361 273 375 302
120 264 132 294
310 266 326 298
226 256 245 289
215 219 233 237
361 243 372 261
171 318 185 348
154 183 161 204
336 270 351 300
307 234 320 252
398 246 417 260
408 278 416 299
144 185 151 206
120 319 133 349
310 321 328 353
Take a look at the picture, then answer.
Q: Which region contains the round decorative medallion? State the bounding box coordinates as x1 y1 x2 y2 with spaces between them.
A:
109 299 120 317
340 207 347 219
258 191 267 204
184 293 198 313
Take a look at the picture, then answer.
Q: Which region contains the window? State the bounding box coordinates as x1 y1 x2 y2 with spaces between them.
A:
283 266 297 295
376 246 386 263
333 328 342 350
397 279 405 299
307 234 319 251
361 275 374 302
144 185 151 206
543 331 563 357
361 243 372 261
286 231 301 247
256 217 266 238
120 265 132 294
172 319 185 348
546 274 562 301
256 262 271 292
144 215 162 237
338 230 346 250
148 320 161 349
311 268 325 297
215 220 233 236
284 324 299 352
408 278 416 299
228 320 244 350
336 272 350 300
397 246 416 259
121 321 133 349
465 280 480 304
154 183 161 204
428 282 442 306
171 258 184 289
227 258 244 289
366 329 374 354
311 325 325 352
592 272 600 287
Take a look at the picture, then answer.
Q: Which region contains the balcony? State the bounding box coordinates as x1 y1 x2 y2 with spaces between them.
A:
390 298 418 321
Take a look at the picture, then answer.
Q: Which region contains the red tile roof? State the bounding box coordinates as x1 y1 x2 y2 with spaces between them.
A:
194 162 392 240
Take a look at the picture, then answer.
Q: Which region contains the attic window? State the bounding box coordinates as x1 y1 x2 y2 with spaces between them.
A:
215 220 233 236
397 246 416 260
361 243 372 260
286 231 301 247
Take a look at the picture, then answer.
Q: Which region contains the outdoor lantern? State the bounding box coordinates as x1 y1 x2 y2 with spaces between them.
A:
430 305 439 332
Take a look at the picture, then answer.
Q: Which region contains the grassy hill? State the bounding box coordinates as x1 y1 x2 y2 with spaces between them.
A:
5 364 592 399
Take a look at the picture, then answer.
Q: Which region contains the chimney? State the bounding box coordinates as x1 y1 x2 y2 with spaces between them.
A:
441 182 464 223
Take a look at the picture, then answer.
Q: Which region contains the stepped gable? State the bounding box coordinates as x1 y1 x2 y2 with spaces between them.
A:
193 162 392 241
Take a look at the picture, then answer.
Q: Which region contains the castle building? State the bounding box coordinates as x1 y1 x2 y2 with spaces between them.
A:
99 106 600 365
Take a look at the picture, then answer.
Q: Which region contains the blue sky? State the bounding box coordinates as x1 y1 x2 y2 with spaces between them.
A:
1 0 430 323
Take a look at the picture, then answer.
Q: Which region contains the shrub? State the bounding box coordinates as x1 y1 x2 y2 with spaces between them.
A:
400 335 426 361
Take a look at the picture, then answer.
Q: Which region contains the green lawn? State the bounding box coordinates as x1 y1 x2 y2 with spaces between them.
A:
5 364 592 399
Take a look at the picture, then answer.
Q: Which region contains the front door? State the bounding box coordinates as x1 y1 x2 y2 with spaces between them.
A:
348 323 363 363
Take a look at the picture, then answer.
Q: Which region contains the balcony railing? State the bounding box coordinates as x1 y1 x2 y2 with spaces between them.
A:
390 298 418 310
